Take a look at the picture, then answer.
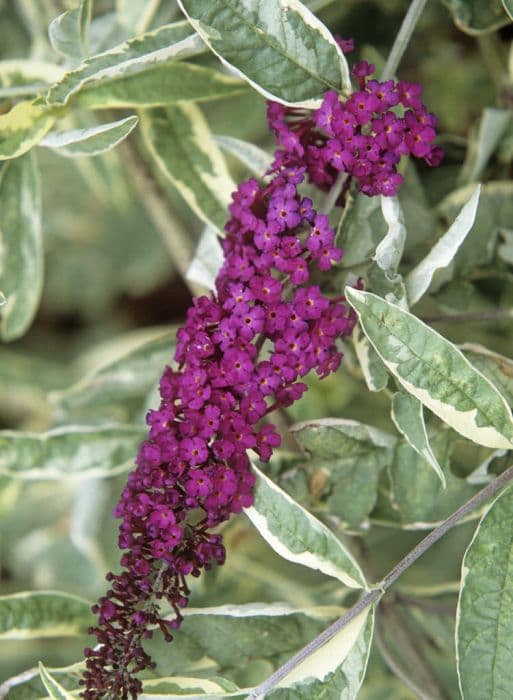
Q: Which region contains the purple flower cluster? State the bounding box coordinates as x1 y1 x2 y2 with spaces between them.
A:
268 60 443 198
82 56 442 699
81 119 357 700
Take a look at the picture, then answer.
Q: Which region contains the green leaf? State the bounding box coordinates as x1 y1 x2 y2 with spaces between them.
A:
291 418 395 527
50 328 176 419
0 591 92 639
291 417 397 455
457 483 513 699
140 104 235 231
504 0 513 20
289 420 393 510
140 676 241 698
48 0 92 59
353 329 389 392
406 185 481 305
374 196 406 278
75 61 244 109
0 153 43 341
345 288 513 450
437 181 513 276
391 392 446 487
461 343 513 407
443 0 510 33
116 0 160 34
38 663 74 700
186 224 224 290
46 21 206 107
214 134 272 176
268 607 373 697
0 60 65 99
146 604 373 699
337 193 386 268
459 109 511 184
387 435 477 528
40 115 138 157
177 0 350 106
0 424 145 479
246 463 367 588
0 662 83 699
0 101 55 160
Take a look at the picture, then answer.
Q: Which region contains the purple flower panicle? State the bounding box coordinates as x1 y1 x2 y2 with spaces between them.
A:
82 57 442 699
81 125 356 700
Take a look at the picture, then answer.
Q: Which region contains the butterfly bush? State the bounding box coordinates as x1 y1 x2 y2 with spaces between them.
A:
81 57 442 699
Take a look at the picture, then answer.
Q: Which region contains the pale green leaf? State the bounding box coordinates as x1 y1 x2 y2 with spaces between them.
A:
461 343 513 407
0 591 92 639
391 392 446 487
457 484 513 699
467 449 508 485
40 115 138 157
387 435 477 528
140 104 235 231
437 181 513 276
443 0 510 33
345 288 513 449
290 418 394 526
48 0 92 59
140 675 240 698
0 424 145 479
460 109 511 184
215 134 272 176
353 329 389 392
146 603 343 677
337 193 386 268
0 153 43 341
373 196 406 278
50 328 176 419
0 60 65 98
186 225 224 290
70 477 109 574
146 604 373 699
0 101 55 160
38 663 74 700
0 662 84 699
246 463 367 588
177 0 350 107
116 0 160 34
504 0 513 20
406 185 481 305
75 61 244 109
291 417 397 454
271 607 373 697
46 21 206 106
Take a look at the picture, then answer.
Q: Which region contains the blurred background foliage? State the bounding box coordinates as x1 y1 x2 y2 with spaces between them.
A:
0 0 513 698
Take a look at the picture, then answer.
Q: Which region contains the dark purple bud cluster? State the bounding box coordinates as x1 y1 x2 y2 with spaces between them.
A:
81 117 357 700
268 60 443 198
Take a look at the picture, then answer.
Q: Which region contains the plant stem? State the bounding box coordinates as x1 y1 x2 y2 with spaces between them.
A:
248 461 513 699
421 309 513 324
380 0 429 81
